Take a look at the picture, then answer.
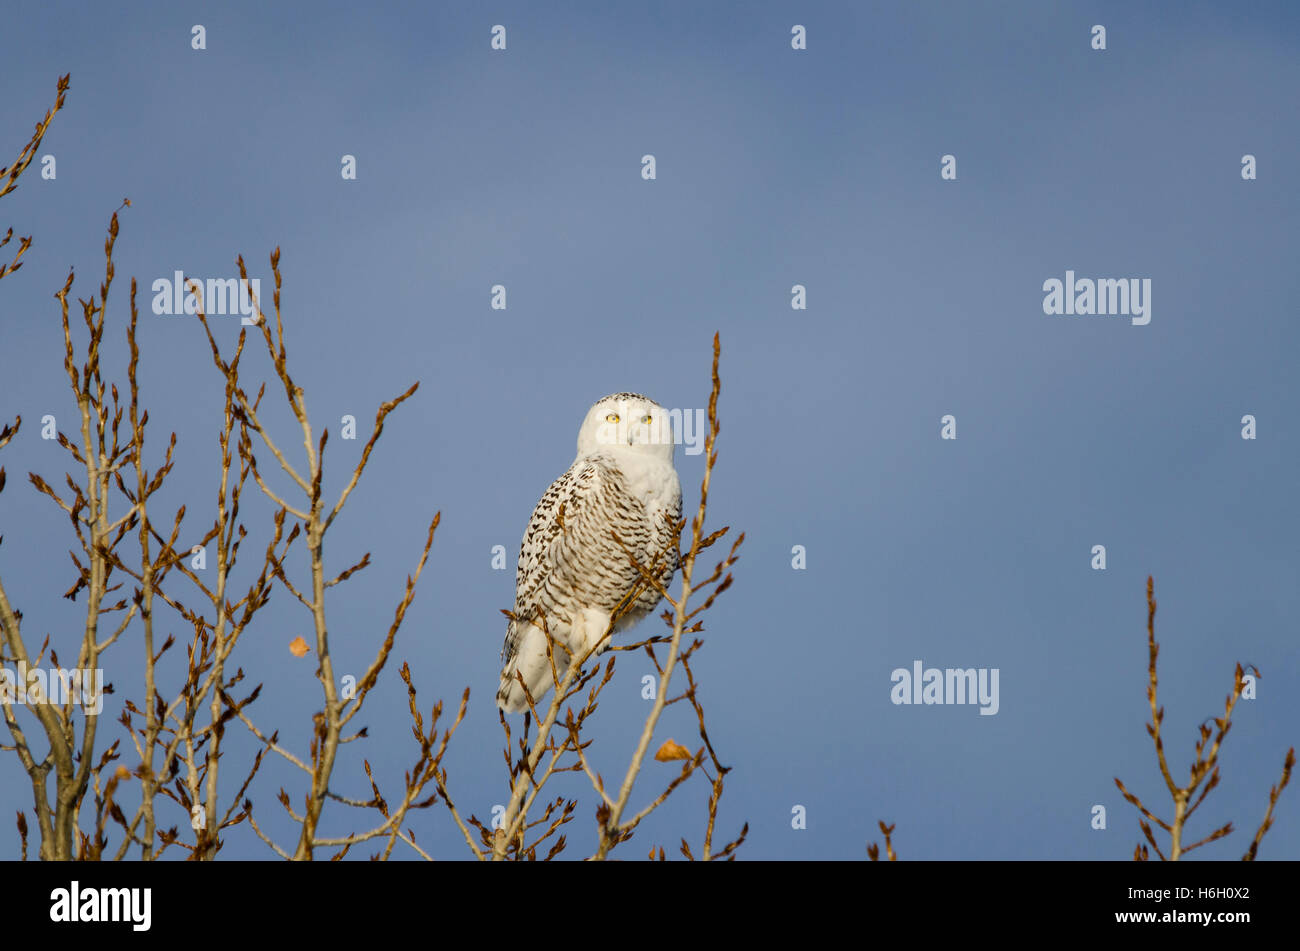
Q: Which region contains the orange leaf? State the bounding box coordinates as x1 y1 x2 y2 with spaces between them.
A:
289 636 310 657
654 739 691 762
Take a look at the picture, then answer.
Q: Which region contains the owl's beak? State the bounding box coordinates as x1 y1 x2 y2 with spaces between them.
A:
627 428 635 446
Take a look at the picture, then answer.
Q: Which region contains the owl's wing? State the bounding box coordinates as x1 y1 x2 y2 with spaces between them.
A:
500 458 599 665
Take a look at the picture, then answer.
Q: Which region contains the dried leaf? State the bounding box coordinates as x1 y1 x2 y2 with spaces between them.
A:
289 636 310 657
654 739 691 762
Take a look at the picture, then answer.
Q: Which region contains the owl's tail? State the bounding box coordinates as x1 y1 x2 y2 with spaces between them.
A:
497 622 565 714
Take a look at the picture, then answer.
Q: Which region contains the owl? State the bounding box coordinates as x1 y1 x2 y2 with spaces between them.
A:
497 393 683 713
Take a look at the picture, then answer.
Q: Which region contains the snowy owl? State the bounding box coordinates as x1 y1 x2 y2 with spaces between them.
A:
497 393 683 713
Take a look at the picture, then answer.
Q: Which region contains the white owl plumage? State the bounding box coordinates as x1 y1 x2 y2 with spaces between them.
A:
497 393 683 713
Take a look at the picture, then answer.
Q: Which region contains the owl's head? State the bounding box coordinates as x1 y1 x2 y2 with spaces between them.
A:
576 392 675 463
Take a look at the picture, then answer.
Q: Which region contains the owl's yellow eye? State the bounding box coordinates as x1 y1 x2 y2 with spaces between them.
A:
641 414 653 424
605 413 619 423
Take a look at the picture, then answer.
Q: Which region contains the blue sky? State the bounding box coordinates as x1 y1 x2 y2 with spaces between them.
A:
1 1 1296 860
